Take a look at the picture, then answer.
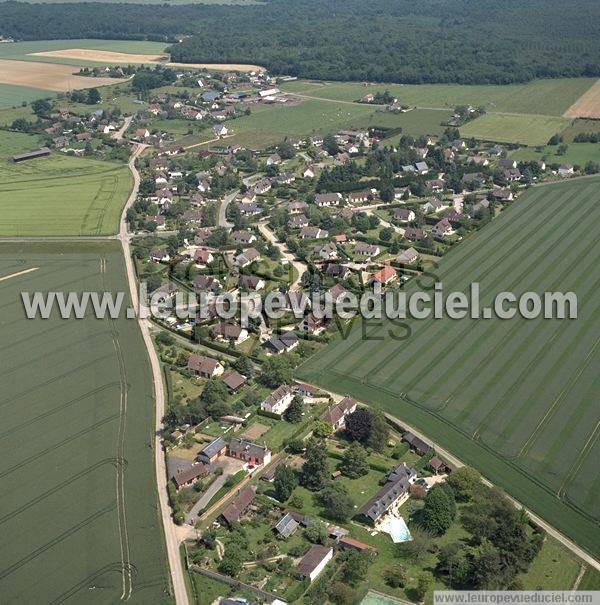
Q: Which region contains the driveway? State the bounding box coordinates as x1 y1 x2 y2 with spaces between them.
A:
219 190 238 228
185 457 244 524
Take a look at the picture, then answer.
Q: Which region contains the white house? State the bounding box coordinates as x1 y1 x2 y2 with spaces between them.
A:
261 384 294 416
297 546 334 582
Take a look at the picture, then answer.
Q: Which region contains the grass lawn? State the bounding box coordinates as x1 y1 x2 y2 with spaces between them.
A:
561 118 600 142
521 538 580 590
0 241 169 603
459 113 569 146
280 78 595 116
298 176 600 558
0 131 132 236
511 142 600 168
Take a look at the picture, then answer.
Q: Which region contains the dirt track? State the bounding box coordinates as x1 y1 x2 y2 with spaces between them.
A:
563 79 600 118
0 59 126 91
32 48 265 72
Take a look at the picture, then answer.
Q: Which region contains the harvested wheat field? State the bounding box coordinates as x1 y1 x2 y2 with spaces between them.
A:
0 59 126 91
31 48 265 72
563 79 600 118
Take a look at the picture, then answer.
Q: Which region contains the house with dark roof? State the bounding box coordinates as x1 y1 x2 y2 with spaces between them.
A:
338 536 377 553
356 463 416 525
197 437 227 464
261 384 294 416
297 545 333 582
321 396 357 431
262 331 299 355
221 371 247 394
187 354 224 379
171 463 208 490
220 486 256 525
228 438 271 466
403 432 431 456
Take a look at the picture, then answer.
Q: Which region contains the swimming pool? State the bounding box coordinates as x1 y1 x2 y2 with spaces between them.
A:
379 514 412 543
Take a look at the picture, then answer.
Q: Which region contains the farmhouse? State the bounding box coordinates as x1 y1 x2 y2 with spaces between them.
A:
322 396 357 431
197 437 227 464
187 354 224 378
220 486 256 525
228 438 271 466
296 545 333 582
261 384 294 415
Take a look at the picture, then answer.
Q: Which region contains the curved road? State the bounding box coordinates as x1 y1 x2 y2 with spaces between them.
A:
119 143 190 605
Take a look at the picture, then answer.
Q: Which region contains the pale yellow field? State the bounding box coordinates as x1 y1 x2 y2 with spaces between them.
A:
32 48 265 72
563 79 600 118
0 59 126 91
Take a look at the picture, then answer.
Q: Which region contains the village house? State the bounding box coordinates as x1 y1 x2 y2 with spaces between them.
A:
261 384 294 416
498 158 517 170
221 371 247 394
220 486 256 525
404 227 427 243
432 218 455 238
275 171 295 185
425 178 446 193
354 242 380 259
266 153 282 166
274 512 299 538
300 226 328 240
193 247 214 267
171 463 208 490
193 275 221 293
212 124 229 138
397 247 419 264
322 396 357 431
503 168 522 182
149 281 178 303
262 331 300 355
232 229 257 245
403 432 431 456
325 264 351 280
187 354 224 379
253 178 272 195
558 164 574 177
357 463 417 525
314 242 338 261
314 192 342 207
297 546 334 582
234 247 261 268
394 186 411 200
288 200 309 215
347 190 374 205
461 172 487 189
299 312 327 335
238 274 265 291
327 283 348 303
303 166 316 179
490 187 514 201
211 322 249 344
370 265 398 286
197 437 227 464
392 208 415 223
150 249 170 263
288 214 310 229
228 438 271 466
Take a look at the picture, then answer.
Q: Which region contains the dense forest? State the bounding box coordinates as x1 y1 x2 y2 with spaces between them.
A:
1 0 599 84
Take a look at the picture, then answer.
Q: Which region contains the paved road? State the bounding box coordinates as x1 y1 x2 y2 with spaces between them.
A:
119 143 191 605
302 384 600 572
219 190 238 228
257 220 307 290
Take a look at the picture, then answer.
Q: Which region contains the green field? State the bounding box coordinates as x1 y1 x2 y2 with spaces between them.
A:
0 83 56 109
280 78 595 117
0 242 170 604
0 131 131 236
298 177 600 558
0 39 168 66
459 113 569 146
224 102 449 148
512 143 600 168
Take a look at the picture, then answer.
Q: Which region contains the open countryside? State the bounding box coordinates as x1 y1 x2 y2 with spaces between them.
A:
0 242 169 604
298 176 600 558
0 132 132 236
